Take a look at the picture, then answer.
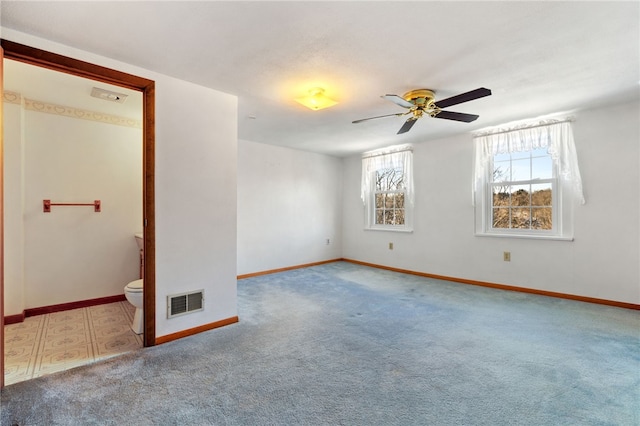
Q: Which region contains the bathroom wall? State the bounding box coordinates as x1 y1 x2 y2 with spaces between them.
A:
342 100 640 305
3 91 142 312
1 28 239 339
237 139 343 276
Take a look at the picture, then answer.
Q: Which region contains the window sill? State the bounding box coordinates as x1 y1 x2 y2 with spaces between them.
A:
475 232 574 241
365 227 414 233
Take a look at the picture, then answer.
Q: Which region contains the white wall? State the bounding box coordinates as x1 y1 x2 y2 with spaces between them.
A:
237 140 342 276
342 100 640 305
154 78 237 335
20 111 142 309
2 29 239 339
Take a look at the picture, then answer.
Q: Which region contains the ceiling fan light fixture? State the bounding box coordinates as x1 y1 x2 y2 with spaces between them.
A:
295 87 338 111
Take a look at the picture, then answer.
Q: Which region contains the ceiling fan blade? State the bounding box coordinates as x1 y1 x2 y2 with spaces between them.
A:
352 112 406 124
434 87 491 109
397 117 418 134
434 110 479 123
381 94 414 109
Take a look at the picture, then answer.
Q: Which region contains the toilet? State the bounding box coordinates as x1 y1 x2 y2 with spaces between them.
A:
124 279 144 334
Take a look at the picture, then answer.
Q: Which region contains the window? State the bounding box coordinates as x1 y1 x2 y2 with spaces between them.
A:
491 147 555 232
374 167 406 226
362 145 413 231
473 119 584 239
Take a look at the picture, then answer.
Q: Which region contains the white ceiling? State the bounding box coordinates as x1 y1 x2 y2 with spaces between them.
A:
1 1 638 157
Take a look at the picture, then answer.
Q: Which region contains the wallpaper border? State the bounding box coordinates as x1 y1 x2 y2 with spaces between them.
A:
3 91 142 129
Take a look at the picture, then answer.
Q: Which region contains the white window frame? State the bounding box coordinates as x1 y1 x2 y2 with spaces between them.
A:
362 145 414 232
473 118 584 241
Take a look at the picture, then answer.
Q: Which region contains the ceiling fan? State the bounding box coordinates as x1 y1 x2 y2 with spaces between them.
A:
353 87 492 134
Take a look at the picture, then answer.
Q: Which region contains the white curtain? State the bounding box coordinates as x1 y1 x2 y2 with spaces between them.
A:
472 119 585 206
361 145 414 204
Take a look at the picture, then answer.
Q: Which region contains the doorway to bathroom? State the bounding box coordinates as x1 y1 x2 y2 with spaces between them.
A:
0 40 156 389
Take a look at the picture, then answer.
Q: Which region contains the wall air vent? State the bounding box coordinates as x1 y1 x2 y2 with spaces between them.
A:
167 290 204 318
90 87 128 103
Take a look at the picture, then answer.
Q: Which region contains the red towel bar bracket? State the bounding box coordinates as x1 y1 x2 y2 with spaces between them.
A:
43 199 101 213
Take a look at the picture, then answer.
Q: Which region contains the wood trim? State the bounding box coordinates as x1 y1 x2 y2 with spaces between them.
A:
1 39 152 91
4 312 25 325
342 258 640 311
24 295 127 317
155 316 239 345
142 81 156 347
5 294 128 324
237 259 342 280
0 45 5 389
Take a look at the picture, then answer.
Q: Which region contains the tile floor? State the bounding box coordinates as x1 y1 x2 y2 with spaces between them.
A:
4 301 143 386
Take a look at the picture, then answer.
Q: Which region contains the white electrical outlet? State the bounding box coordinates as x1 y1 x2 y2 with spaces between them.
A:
326 238 331 245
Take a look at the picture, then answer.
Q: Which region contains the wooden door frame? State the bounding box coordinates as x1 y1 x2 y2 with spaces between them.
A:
0 40 156 388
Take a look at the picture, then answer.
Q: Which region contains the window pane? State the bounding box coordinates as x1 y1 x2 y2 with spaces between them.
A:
384 210 394 225
375 210 384 225
531 184 552 206
395 209 405 225
385 194 394 208
511 158 531 181
376 168 405 191
375 174 381 190
492 186 510 207
531 155 553 179
492 161 510 182
532 207 552 230
392 173 405 190
510 185 530 207
511 207 531 229
494 152 511 162
375 193 384 208
492 208 510 228
375 170 385 190
396 193 404 209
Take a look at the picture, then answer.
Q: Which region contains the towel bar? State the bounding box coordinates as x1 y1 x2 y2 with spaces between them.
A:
43 199 101 213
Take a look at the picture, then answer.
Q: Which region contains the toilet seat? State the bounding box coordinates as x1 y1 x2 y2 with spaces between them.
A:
125 279 144 293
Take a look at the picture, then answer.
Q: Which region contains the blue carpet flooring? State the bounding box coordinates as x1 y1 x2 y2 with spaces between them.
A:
2 261 639 425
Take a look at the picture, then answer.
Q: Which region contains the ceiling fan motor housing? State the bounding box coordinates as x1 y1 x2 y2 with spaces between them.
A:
403 89 440 117
402 89 435 105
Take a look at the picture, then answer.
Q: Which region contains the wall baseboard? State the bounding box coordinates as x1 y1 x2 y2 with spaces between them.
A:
7 294 128 322
4 312 26 325
342 258 640 311
237 258 342 280
155 316 239 345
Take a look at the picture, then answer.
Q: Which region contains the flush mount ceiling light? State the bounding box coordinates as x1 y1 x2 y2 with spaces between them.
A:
295 87 338 111
90 87 128 103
